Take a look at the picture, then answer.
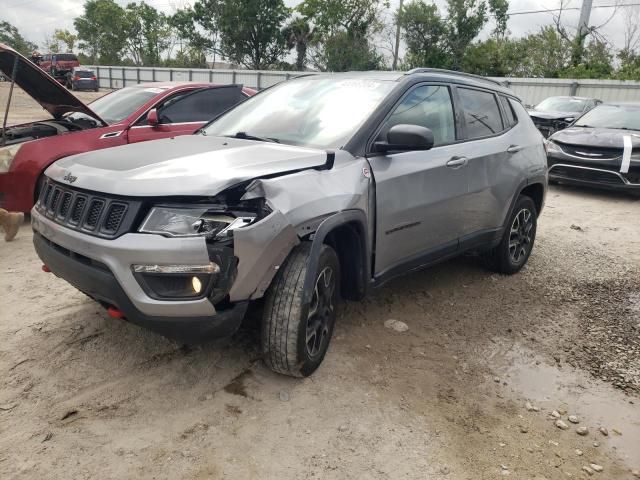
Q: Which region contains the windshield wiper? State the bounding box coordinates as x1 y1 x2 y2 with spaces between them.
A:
226 131 280 143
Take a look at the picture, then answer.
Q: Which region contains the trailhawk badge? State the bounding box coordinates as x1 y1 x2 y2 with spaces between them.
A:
63 172 77 184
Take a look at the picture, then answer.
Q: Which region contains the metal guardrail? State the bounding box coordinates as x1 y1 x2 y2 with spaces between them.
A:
87 66 640 104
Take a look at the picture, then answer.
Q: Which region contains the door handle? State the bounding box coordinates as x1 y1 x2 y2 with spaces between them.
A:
446 156 468 168
506 145 524 154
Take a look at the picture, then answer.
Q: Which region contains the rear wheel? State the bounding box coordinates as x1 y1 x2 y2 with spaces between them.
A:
261 242 340 377
483 195 537 274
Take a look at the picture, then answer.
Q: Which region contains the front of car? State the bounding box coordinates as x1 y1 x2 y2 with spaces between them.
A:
529 96 592 138
546 103 640 192
31 75 395 342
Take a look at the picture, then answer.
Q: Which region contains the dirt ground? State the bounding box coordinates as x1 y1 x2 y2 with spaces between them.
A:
1 84 640 480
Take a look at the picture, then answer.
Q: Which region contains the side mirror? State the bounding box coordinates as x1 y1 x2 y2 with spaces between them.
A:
374 124 435 153
147 108 159 126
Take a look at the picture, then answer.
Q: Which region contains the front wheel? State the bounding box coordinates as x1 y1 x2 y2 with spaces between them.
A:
483 195 537 274
261 242 340 377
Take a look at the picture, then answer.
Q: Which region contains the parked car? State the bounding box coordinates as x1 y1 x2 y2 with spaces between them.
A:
65 67 99 91
39 52 80 83
0 43 256 212
546 102 640 193
529 96 601 138
32 69 547 377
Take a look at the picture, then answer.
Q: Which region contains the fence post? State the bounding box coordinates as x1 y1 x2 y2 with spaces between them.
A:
136 67 140 84
570 81 579 96
189 69 193 81
285 73 290 80
169 69 173 81
232 70 236 84
122 67 125 87
209 70 213 83
257 71 262 90
96 66 101 88
152 67 155 82
108 66 112 89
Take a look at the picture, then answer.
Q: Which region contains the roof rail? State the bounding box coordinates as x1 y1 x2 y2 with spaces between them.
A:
405 68 504 87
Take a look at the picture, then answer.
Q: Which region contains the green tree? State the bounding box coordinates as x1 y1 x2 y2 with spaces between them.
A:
282 18 315 70
74 0 127 64
54 29 77 52
123 2 171 66
562 39 613 79
171 0 222 65
397 1 447 69
0 21 37 55
217 0 290 69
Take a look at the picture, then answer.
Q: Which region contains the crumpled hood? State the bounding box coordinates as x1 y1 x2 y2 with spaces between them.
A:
550 127 640 149
528 110 580 121
46 135 329 197
0 43 104 122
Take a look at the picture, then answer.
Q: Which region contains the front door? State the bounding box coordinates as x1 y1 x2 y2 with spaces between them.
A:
368 84 469 277
127 85 246 144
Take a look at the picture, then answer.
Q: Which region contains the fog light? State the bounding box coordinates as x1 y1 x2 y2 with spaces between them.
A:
192 276 202 294
132 262 219 274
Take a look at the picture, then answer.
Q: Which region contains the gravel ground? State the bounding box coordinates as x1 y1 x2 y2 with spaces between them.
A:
1 84 640 479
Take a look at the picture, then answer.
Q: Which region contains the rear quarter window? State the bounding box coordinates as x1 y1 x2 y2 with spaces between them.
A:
499 95 518 128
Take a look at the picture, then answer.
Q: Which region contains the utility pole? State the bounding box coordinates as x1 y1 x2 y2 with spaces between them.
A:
577 0 593 43
572 0 593 65
392 0 404 70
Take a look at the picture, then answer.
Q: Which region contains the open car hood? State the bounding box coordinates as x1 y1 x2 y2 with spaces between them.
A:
0 43 105 124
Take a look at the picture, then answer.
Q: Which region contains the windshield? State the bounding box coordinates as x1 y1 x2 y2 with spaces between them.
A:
535 97 588 113
574 104 640 130
67 86 160 124
203 76 396 149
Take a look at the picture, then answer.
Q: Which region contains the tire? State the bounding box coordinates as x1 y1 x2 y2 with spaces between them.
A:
483 195 537 274
262 242 340 377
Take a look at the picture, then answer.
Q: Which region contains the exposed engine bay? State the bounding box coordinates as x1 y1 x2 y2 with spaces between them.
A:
1 117 99 146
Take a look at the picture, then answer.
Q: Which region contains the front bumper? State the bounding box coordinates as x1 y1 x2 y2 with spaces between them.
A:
547 155 640 193
31 210 247 343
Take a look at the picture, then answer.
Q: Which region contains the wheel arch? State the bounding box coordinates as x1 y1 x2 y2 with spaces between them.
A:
302 210 370 304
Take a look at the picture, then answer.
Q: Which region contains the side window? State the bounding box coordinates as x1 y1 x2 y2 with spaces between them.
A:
499 95 518 128
158 86 246 124
380 85 456 146
458 87 504 139
135 90 194 126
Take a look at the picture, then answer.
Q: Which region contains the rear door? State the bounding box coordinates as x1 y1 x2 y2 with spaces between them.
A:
368 83 469 277
455 87 526 238
127 86 246 143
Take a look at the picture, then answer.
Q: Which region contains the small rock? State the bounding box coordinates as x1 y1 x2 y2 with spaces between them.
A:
630 469 639 478
499 442 507 447
568 415 579 424
576 426 589 436
525 401 540 412
42 433 53 442
570 224 583 231
612 428 622 436
520 425 528 433
494 376 501 383
439 466 450 475
557 407 568 415
598 427 608 436
551 410 561 419
204 394 213 401
384 319 409 332
279 391 290 402
593 441 600 447
338 424 349 432
500 464 509 471
590 464 603 473
582 466 594 476
575 449 583 456
555 420 569 430
365 344 371 349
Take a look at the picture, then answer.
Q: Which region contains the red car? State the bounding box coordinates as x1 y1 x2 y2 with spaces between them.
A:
38 53 80 83
0 43 256 212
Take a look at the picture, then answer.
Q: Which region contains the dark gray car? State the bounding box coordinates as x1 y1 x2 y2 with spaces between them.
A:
32 69 547 377
66 67 99 91
546 102 640 192
529 96 601 138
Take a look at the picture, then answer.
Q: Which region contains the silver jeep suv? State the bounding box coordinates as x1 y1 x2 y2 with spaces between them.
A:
32 70 547 377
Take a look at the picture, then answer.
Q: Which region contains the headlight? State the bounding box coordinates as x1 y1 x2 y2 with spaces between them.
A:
544 139 563 155
139 206 255 238
0 144 22 173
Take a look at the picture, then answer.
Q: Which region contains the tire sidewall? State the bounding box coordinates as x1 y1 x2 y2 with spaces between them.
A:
296 245 340 377
504 196 537 272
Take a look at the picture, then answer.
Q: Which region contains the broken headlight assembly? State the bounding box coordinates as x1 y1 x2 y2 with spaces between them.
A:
138 205 256 238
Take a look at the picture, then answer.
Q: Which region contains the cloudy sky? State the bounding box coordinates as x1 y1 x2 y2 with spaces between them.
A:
3 0 637 55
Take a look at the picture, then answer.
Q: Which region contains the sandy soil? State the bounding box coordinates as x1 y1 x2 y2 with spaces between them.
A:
1 83 640 479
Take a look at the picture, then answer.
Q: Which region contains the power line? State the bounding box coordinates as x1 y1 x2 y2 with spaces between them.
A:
505 2 640 16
